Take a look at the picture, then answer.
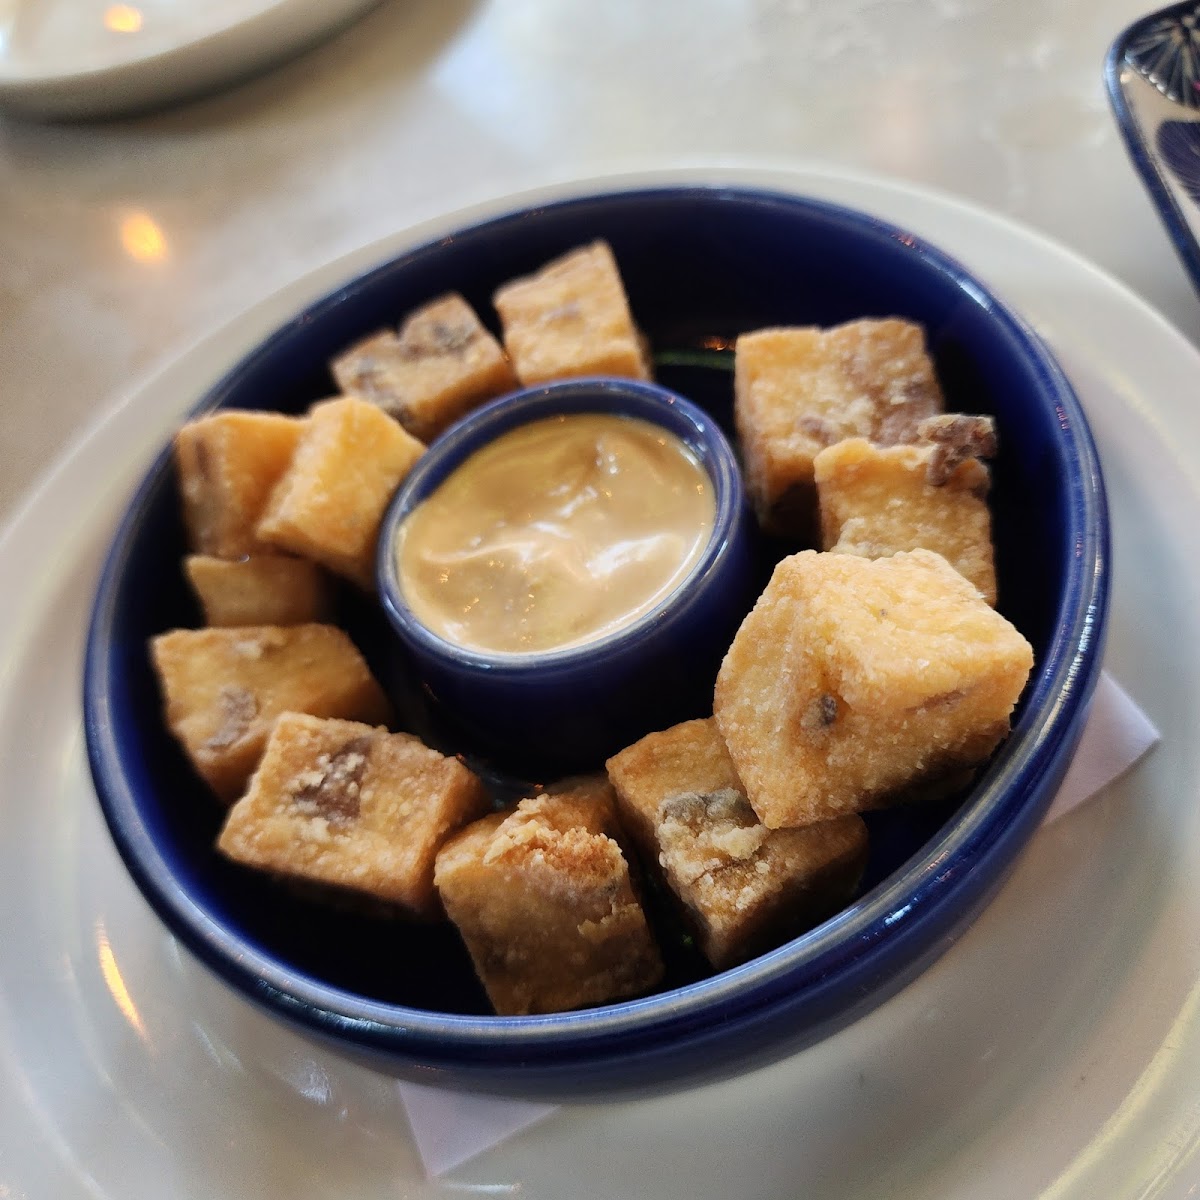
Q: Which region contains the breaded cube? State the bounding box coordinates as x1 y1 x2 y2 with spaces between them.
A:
814 436 997 605
330 293 517 442
607 719 868 969
217 713 488 919
714 549 1034 828
605 717 744 861
493 240 651 385
539 772 628 831
735 319 944 538
175 410 305 558
916 412 998 483
184 554 334 627
150 624 391 802
434 778 663 1015
256 396 425 589
655 792 867 969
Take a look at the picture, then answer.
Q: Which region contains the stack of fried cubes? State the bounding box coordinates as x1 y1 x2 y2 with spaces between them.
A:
150 239 1032 1017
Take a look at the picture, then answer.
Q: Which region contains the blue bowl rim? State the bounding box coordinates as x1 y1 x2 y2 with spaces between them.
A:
375 375 746 672
83 182 1110 1066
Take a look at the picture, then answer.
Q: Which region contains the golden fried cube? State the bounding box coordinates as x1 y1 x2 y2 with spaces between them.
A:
256 396 424 589
655 792 867 969
330 293 517 442
537 773 627 834
150 624 391 802
217 713 488 918
814 437 997 605
608 719 867 969
493 240 651 385
175 410 305 558
605 717 743 860
184 554 334 627
714 549 1034 828
734 320 944 538
434 779 663 1015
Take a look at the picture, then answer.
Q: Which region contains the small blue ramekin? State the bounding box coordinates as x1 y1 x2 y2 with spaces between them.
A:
375 377 755 774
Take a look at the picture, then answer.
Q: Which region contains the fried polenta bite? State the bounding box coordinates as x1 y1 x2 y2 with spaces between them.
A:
814 430 997 605
175 410 306 559
714 549 1033 829
493 240 651 385
150 624 390 802
330 293 517 442
607 718 867 969
434 777 663 1015
184 554 333 627
256 396 425 590
217 713 488 919
734 319 945 539
605 717 744 860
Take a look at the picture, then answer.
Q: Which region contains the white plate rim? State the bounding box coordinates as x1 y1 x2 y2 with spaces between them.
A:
3 161 1200 1197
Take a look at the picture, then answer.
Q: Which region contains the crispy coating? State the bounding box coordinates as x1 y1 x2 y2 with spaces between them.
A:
714 549 1034 828
175 410 305 559
257 396 425 589
493 240 651 385
734 319 944 538
607 719 868 968
434 778 663 1015
917 413 998 484
605 717 744 859
814 436 997 604
150 623 391 802
184 554 333 627
655 789 867 969
331 293 517 441
217 713 488 918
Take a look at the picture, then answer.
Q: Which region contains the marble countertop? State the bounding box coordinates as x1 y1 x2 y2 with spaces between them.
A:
0 0 1192 524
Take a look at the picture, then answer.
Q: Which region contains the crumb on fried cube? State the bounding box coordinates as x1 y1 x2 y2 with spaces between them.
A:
493 240 651 385
814 435 997 604
605 717 743 861
184 554 334 627
607 718 867 969
330 293 517 442
734 319 945 539
256 396 425 589
175 410 306 559
216 713 488 918
656 792 866 969
537 773 628 835
149 623 391 802
714 549 1034 828
434 777 663 1015
917 413 998 483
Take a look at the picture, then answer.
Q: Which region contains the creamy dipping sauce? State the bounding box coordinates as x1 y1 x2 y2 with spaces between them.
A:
395 413 716 654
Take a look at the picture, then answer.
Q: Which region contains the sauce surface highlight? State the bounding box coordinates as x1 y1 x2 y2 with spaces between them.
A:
395 413 716 654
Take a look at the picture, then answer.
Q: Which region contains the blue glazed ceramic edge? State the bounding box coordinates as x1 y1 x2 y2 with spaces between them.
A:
82 183 1110 1098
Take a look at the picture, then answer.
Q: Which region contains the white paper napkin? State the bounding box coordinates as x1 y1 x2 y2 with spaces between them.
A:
1042 672 1159 823
398 669 1159 1178
396 1080 557 1177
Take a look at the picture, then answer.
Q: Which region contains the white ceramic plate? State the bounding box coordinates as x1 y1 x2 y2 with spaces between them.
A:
2 165 1197 1198
0 0 382 119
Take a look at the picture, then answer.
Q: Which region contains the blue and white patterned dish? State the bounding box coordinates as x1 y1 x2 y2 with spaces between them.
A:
1107 2 1200 292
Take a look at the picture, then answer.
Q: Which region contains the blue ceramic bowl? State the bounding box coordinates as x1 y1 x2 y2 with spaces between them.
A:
376 376 755 774
83 185 1109 1099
